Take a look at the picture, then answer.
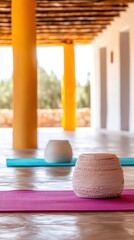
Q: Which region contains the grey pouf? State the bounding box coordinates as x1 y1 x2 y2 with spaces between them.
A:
45 140 72 163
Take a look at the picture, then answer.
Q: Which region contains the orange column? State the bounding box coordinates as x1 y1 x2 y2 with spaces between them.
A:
12 0 37 149
62 43 77 130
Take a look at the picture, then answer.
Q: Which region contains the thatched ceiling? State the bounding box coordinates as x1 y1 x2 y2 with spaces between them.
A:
0 0 134 45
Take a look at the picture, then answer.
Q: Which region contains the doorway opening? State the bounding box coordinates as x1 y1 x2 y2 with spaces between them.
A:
100 47 107 128
120 30 130 131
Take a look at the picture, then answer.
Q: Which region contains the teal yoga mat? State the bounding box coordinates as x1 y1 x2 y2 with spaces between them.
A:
120 157 134 166
6 157 134 167
6 157 77 167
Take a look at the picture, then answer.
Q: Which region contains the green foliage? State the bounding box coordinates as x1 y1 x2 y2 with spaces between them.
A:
77 80 90 108
37 67 61 109
0 79 13 109
0 66 90 109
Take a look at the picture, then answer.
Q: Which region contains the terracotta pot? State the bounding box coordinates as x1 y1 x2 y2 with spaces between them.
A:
45 140 72 163
72 153 124 198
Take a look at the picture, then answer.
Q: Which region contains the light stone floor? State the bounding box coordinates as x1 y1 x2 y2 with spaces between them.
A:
0 127 134 240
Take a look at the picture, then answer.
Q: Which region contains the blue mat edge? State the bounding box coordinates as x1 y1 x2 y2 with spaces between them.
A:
6 157 134 167
120 158 134 166
6 157 77 167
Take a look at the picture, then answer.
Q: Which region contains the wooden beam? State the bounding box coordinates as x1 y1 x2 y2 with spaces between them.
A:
36 34 97 39
36 5 127 10
0 6 128 12
0 20 111 28
36 0 134 2
0 24 106 31
37 25 106 29
37 20 112 26
0 12 123 18
36 18 116 24
36 12 122 18
36 8 127 13
0 39 93 46
36 0 133 5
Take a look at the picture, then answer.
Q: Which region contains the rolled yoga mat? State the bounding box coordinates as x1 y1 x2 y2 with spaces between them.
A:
0 189 134 212
6 157 134 167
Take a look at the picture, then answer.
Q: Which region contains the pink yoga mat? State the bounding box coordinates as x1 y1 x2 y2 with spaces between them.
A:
0 189 134 212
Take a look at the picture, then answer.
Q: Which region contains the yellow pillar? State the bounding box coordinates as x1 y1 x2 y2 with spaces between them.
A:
62 43 77 130
12 0 37 149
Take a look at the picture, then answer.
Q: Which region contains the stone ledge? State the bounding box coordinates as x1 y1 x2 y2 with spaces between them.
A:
0 108 90 127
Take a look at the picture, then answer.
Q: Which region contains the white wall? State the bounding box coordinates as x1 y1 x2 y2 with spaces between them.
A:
91 3 134 132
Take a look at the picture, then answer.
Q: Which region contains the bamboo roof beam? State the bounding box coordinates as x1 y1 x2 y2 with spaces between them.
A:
0 0 133 44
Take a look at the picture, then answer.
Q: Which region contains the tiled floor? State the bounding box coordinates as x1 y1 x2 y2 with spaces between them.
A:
0 127 134 240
